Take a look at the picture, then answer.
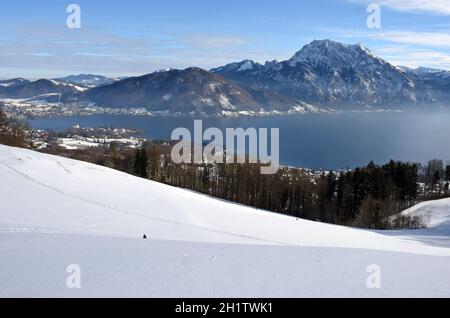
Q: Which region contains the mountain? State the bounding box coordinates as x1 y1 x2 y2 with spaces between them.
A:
56 74 118 87
402 67 450 104
75 67 262 115
400 66 441 75
0 144 449 297
0 78 30 88
0 79 87 99
212 40 417 109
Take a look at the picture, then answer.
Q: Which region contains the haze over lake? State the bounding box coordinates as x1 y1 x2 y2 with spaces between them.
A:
30 111 450 170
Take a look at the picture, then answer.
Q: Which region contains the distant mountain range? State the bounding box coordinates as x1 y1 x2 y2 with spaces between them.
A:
55 74 121 87
0 79 86 100
1 40 450 115
400 66 450 105
0 78 30 88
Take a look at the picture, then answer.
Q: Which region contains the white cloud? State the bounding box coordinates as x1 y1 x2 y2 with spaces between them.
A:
335 29 450 48
182 34 248 48
347 0 450 15
379 31 450 47
375 46 450 69
323 27 450 69
0 24 269 78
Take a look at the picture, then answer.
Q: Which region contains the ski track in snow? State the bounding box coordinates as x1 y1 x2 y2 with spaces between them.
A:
0 159 289 245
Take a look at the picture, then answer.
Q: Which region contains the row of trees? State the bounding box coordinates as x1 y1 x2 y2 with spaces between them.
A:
48 141 449 230
335 161 421 228
420 159 450 196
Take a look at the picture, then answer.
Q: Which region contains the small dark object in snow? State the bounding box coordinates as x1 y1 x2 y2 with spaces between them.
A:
143 234 147 239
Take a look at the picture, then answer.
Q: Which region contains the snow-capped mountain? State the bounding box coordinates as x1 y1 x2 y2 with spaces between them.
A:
75 67 261 114
402 67 450 104
212 59 265 74
0 144 449 297
0 79 87 99
400 66 442 76
0 78 30 88
56 74 119 88
212 39 417 109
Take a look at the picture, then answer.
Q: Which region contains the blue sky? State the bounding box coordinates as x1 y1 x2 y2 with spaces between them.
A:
1 0 450 78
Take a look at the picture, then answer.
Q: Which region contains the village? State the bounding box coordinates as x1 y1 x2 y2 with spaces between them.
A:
28 125 145 151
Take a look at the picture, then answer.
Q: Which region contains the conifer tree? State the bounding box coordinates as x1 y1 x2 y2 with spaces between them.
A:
133 146 148 178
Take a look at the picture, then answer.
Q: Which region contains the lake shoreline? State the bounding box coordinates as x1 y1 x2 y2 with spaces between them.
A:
28 112 450 170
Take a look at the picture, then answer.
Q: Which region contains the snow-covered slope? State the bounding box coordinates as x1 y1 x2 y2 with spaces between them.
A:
1 144 448 254
0 145 449 297
383 198 450 248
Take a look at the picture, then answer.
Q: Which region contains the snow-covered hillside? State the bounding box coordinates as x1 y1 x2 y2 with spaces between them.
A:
0 144 449 297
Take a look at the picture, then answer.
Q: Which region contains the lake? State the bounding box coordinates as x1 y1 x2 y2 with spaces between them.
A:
29 111 450 170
